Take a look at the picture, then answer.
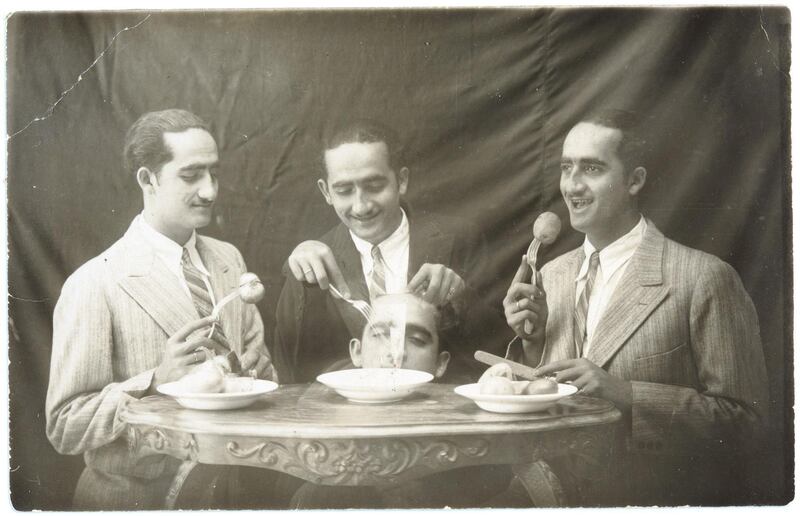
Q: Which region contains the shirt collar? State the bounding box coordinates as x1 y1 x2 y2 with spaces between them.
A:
350 209 409 259
576 216 647 282
135 213 210 276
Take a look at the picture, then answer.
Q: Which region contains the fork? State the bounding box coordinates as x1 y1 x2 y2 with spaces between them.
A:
523 238 542 334
328 284 374 322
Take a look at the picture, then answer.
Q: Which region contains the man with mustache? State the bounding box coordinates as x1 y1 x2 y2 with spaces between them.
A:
45 109 275 509
503 109 768 505
273 119 506 384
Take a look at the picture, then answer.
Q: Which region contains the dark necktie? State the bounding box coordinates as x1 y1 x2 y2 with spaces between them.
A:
369 245 387 300
573 251 600 357
181 248 230 350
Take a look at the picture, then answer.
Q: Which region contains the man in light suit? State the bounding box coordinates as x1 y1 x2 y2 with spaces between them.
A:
503 109 769 506
273 119 507 384
45 109 276 509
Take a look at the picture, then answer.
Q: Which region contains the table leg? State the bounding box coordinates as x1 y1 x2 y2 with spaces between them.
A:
165 460 198 509
512 460 566 507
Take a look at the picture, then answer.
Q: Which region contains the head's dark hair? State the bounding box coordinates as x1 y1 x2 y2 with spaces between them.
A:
579 109 647 170
123 109 210 176
321 119 405 178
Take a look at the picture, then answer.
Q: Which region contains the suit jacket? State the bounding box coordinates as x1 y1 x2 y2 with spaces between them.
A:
45 220 272 510
273 212 509 384
522 221 768 505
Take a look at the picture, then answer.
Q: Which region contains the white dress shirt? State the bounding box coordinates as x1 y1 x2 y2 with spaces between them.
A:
350 209 410 298
575 216 646 357
135 214 217 305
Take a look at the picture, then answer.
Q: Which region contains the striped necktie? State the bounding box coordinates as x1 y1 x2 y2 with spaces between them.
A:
369 245 387 300
181 248 230 350
573 251 600 357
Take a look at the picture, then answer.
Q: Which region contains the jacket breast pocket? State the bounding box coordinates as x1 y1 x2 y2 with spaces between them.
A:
632 343 695 387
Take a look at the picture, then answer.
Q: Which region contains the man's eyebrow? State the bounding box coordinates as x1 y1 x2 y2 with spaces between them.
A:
180 161 218 171
561 157 608 167
331 175 388 188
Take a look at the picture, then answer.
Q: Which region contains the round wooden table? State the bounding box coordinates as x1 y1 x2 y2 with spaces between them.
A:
121 382 621 508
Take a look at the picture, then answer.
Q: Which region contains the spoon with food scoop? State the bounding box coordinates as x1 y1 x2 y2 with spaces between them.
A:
205 272 266 377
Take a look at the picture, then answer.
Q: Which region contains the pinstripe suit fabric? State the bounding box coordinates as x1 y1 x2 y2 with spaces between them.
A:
530 221 769 504
45 220 272 509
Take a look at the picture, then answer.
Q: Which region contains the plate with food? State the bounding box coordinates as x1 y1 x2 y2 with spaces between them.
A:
454 363 577 413
157 352 278 410
317 368 434 403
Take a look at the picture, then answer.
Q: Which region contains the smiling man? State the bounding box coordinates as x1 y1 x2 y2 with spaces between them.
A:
45 109 275 509
503 109 769 505
273 119 506 384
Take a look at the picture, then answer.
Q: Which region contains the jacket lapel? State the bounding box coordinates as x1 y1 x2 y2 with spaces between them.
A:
543 248 584 363
328 224 371 337
585 221 670 368
116 222 199 339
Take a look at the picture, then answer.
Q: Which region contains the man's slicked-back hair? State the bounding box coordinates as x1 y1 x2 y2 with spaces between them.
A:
321 118 405 177
123 109 210 177
580 109 647 171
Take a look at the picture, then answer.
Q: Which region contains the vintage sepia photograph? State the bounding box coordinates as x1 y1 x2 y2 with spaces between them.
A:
4 5 793 510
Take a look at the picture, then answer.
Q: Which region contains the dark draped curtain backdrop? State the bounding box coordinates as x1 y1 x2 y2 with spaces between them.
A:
6 8 791 508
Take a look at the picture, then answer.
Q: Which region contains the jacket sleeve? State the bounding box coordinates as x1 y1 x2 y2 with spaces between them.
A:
272 265 306 385
629 259 769 454
45 265 154 456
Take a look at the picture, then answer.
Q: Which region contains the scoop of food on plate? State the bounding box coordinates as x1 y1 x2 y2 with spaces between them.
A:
173 348 255 394
454 351 577 413
477 363 558 396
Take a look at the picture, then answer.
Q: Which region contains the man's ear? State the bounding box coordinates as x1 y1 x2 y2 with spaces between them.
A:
434 351 450 379
628 166 647 196
136 167 157 192
349 338 363 367
317 178 333 205
397 167 409 196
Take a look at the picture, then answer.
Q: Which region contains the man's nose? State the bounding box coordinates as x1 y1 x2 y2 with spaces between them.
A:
352 188 372 214
563 168 584 192
197 172 217 201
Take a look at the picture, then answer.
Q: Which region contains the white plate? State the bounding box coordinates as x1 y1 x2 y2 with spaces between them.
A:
454 382 578 413
157 379 279 410
316 368 434 403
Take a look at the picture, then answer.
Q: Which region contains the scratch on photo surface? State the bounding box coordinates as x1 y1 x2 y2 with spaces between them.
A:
758 7 784 76
8 293 49 303
8 14 152 141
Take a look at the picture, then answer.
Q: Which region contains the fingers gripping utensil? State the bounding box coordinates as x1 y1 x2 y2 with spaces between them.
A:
523 212 562 334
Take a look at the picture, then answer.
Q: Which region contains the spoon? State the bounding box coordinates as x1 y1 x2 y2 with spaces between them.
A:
208 273 266 340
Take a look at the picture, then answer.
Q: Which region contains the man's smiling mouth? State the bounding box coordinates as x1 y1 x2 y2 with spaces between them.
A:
570 199 592 209
352 213 379 223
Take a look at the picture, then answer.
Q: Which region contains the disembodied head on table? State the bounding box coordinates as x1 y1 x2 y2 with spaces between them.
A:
349 293 450 378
